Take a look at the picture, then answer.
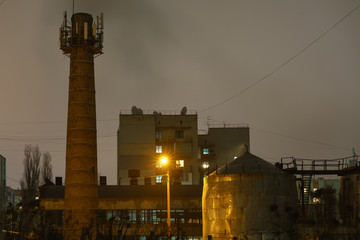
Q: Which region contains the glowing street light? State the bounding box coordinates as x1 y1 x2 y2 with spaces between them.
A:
161 157 168 165
160 156 171 239
202 161 209 169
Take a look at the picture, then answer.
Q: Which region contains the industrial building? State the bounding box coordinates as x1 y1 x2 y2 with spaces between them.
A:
198 125 249 176
0 154 5 220
5 187 15 208
38 106 251 239
39 181 203 239
39 153 360 240
40 148 299 239
340 174 360 227
117 109 250 186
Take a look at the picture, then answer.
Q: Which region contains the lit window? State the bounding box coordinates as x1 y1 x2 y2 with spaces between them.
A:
176 160 184 168
202 161 209 169
203 148 209 154
156 176 162 183
156 146 162 153
155 130 162 139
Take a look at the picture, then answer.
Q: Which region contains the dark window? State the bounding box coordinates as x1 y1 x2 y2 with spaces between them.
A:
111 209 200 224
155 130 162 139
130 179 138 185
144 177 152 185
175 130 184 139
128 169 140 178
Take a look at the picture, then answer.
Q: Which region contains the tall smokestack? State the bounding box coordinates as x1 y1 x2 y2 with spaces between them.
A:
60 11 103 240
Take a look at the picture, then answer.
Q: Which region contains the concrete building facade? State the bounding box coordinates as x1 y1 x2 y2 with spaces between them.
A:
39 184 203 239
117 110 199 185
340 174 360 228
0 154 5 219
5 187 14 208
198 125 250 175
117 110 250 186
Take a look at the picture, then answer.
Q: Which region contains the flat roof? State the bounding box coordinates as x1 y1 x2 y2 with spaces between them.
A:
120 110 197 115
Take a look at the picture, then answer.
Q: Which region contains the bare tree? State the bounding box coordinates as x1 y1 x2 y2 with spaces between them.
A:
19 144 41 237
41 151 53 184
21 144 41 201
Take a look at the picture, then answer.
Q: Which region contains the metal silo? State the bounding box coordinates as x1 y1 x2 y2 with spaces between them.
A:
202 151 297 240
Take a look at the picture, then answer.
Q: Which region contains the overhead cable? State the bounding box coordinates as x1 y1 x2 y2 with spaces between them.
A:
199 3 360 113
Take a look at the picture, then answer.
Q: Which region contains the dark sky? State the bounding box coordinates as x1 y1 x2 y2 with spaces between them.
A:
1 0 360 188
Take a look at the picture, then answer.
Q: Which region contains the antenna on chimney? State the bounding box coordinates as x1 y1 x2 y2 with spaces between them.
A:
63 11 67 27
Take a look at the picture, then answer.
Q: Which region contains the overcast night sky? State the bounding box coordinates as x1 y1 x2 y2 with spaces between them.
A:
1 0 360 188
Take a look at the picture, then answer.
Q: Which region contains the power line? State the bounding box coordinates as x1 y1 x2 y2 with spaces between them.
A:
0 133 116 142
199 2 360 113
0 118 117 126
251 127 351 151
0 149 116 153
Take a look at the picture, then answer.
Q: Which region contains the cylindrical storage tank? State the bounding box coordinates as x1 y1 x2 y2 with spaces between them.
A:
202 152 297 240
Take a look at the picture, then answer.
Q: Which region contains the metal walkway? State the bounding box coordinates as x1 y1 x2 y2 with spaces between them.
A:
278 155 360 175
277 155 359 218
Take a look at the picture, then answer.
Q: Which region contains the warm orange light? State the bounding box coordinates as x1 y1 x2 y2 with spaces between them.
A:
202 162 209 169
160 156 168 165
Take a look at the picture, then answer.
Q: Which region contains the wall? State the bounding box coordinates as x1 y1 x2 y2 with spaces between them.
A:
198 127 250 170
0 155 5 219
39 185 203 238
117 113 199 185
155 114 198 184
340 174 360 227
117 114 156 184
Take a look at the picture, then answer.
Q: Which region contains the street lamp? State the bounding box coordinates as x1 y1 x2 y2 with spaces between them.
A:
160 156 171 240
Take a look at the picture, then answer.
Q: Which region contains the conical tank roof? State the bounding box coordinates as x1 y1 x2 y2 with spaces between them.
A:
211 151 284 175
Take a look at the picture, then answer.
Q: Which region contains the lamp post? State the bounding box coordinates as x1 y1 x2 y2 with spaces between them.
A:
160 156 171 240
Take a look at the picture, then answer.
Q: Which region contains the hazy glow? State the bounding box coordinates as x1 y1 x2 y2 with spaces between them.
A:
160 157 168 165
203 162 209 169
